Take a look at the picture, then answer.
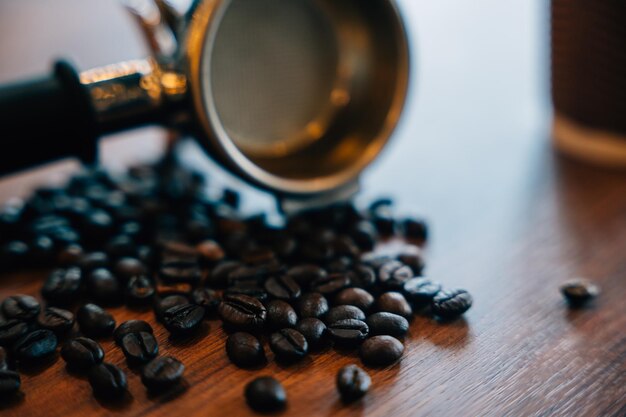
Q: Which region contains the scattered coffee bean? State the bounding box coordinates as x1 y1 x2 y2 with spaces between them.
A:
87 268 122 305
296 318 328 350
266 300 298 330
2 295 40 322
366 312 409 338
114 257 146 281
37 307 74 336
334 288 374 312
402 218 428 241
269 328 308 361
336 364 371 401
120 332 158 365
154 294 190 321
218 294 266 331
13 329 58 362
287 264 327 286
57 244 84 266
88 363 127 398
77 304 116 338
196 240 225 264
78 252 109 272
297 292 329 319
125 275 155 306
360 335 404 367
403 278 441 306
378 261 413 290
377 292 413 319
560 279 599 306
191 287 220 315
327 319 369 345
226 332 266 368
41 268 82 306
431 289 473 319
0 370 20 396
350 264 377 288
264 275 301 301
207 260 241 288
141 356 184 391
61 337 104 369
325 305 366 324
162 303 205 337
159 261 202 284
309 272 351 295
114 320 153 344
0 320 30 347
397 252 425 276
244 376 286 412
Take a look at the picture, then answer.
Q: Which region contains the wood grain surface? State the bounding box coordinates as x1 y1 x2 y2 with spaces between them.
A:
1 1 625 416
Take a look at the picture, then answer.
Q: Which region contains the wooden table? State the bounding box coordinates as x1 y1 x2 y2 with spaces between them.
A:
1 1 625 416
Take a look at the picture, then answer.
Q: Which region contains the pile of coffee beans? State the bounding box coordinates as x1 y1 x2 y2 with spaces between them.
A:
0 151 472 409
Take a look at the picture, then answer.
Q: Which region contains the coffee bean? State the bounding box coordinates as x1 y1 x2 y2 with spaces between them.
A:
37 307 74 336
350 264 377 288
397 252 425 276
227 266 268 287
78 252 109 272
159 261 202 284
266 300 298 330
226 332 265 368
297 292 329 319
0 370 20 396
326 257 353 273
196 240 225 264
269 328 308 361
327 319 369 345
296 318 328 350
366 312 409 338
77 304 116 338
154 294 190 321
218 294 266 331
61 337 104 369
57 243 84 266
88 363 127 398
13 329 58 362
141 356 184 391
2 295 40 322
264 275 301 301
287 264 327 286
41 268 82 306
309 272 351 294
377 292 413 319
191 287 220 315
125 275 155 306
334 288 374 312
378 261 413 290
105 235 137 260
87 268 122 305
114 257 146 281
359 335 404 367
431 289 473 319
0 320 30 347
241 247 276 266
163 304 205 336
207 260 241 288
402 218 428 241
350 221 377 251
324 305 366 324
244 376 286 412
114 320 153 344
403 278 441 306
120 332 158 365
336 364 371 401
560 279 599 306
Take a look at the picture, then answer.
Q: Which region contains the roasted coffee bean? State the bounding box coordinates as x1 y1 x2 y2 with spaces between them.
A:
191 287 220 315
227 266 268 287
402 277 441 305
431 289 473 319
350 264 377 289
560 279 599 306
327 319 369 345
120 332 158 365
37 307 74 336
42 268 82 306
105 235 137 260
125 275 155 306
218 294 266 331
336 364 371 401
57 244 84 266
61 337 104 369
78 252 109 272
244 376 286 412
350 221 377 251
397 252 425 276
88 363 127 398
114 320 153 344
296 318 328 350
334 288 374 312
224 283 268 302
159 261 202 284
377 292 413 319
269 328 308 361
77 304 116 337
324 305 366 324
402 218 428 241
154 294 190 321
141 356 184 391
226 332 265 368
264 275 301 301
0 370 20 396
359 335 404 367
287 264 327 286
207 260 242 288
114 257 146 281
266 300 298 330
13 329 58 361
310 272 351 295
2 295 40 322
326 257 353 273
0 346 9 370
378 261 413 290
241 247 276 266
366 312 409 338
162 304 205 336
196 240 225 264
87 268 122 305
0 320 30 346
297 292 329 319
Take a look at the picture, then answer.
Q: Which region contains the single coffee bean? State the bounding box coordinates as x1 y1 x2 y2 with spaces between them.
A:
0 320 30 347
226 332 266 368
191 287 220 315
324 305 366 324
114 257 146 281
334 288 374 312
431 289 473 319
159 261 202 284
327 319 369 345
163 303 205 336
403 278 441 306
61 337 104 369
0 370 20 396
41 268 82 306
125 275 155 306
264 275 301 301
296 318 328 350
88 363 127 398
13 329 58 361
359 335 404 367
560 279 599 306
266 300 298 330
350 264 377 288
87 268 122 305
78 252 109 272
244 376 286 412
378 261 413 290
114 320 153 344
218 294 266 331
269 328 308 361
309 272 351 295
120 332 158 365
350 221 377 251
77 304 116 338
57 244 84 266
377 292 413 319
37 307 74 336
196 240 225 264
141 356 185 391
397 252 425 276
2 295 41 322
297 292 329 319
206 260 242 288
402 218 428 241
224 284 268 302
287 264 327 286
336 364 371 401
366 312 409 338
154 294 190 321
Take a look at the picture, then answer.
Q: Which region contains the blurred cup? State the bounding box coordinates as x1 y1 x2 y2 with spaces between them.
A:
551 0 626 168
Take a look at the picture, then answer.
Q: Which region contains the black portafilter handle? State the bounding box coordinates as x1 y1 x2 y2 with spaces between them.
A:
0 61 98 176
